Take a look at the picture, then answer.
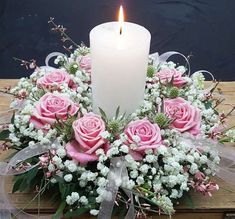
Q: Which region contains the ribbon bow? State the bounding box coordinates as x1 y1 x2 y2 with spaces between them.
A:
98 157 135 219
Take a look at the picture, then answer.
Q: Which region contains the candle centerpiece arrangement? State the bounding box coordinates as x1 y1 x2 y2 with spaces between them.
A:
1 6 235 219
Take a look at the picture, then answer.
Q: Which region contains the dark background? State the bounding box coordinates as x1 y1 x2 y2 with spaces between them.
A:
0 0 235 80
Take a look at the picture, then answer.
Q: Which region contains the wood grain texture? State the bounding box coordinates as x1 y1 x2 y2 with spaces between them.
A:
1 79 235 218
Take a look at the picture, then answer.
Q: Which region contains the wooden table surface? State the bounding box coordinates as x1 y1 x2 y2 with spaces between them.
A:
1 79 235 219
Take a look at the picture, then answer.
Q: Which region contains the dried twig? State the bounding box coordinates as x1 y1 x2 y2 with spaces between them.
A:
48 17 79 49
13 57 37 70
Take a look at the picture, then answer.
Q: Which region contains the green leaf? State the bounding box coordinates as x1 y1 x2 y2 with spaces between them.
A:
0 129 10 140
98 107 107 122
11 113 15 124
64 207 89 217
181 193 194 209
12 167 40 193
59 182 76 200
118 206 127 219
26 167 39 184
53 175 64 184
52 201 66 219
115 106 120 119
12 177 24 193
204 101 213 109
219 137 231 144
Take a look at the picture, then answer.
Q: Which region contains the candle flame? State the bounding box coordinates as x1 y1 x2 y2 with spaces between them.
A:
119 5 124 35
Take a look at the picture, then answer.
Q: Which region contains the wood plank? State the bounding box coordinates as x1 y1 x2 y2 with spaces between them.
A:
1 79 235 218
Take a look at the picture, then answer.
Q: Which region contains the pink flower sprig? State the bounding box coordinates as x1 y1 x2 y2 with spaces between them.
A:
48 17 79 52
13 57 37 70
190 171 219 197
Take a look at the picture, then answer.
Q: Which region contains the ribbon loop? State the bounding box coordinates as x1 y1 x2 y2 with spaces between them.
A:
45 52 65 67
0 142 52 218
150 51 191 76
98 157 135 219
179 134 235 186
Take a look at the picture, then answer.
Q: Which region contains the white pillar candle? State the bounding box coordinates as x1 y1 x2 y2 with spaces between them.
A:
90 9 151 118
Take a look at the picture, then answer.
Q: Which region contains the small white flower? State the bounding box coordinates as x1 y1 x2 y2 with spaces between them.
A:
65 161 78 172
205 168 211 175
96 148 105 155
66 192 79 205
189 163 198 174
64 174 73 182
90 209 99 216
139 164 149 175
126 180 135 190
153 183 162 192
28 141 35 147
130 170 138 179
50 178 57 184
56 147 66 158
79 196 88 205
120 133 128 141
129 143 138 150
136 176 144 185
199 155 208 164
52 156 62 166
66 196 73 205
156 97 162 104
163 140 170 146
186 155 194 163
48 163 55 172
100 131 110 139
97 177 107 187
151 167 157 175
125 154 134 163
132 135 141 143
107 147 119 157
79 180 87 187
101 166 109 176
120 145 129 153
111 139 122 147
8 124 15 132
170 189 178 199
71 192 79 201
158 145 167 155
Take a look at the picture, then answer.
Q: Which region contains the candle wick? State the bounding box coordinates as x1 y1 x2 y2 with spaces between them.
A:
119 26 122 35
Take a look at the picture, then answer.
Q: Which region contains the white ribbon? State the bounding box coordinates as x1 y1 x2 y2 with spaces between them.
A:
150 51 191 76
178 134 235 185
45 52 65 67
98 157 135 219
150 51 215 82
0 142 52 219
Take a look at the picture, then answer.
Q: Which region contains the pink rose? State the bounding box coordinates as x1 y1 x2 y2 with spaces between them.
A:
164 97 201 135
37 69 72 89
66 113 108 164
78 55 91 74
30 93 79 129
156 68 186 87
124 119 162 160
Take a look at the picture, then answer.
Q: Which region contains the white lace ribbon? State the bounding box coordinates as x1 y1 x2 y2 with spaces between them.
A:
45 52 65 67
150 51 191 75
178 134 235 185
98 157 135 219
150 51 216 81
0 142 53 219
